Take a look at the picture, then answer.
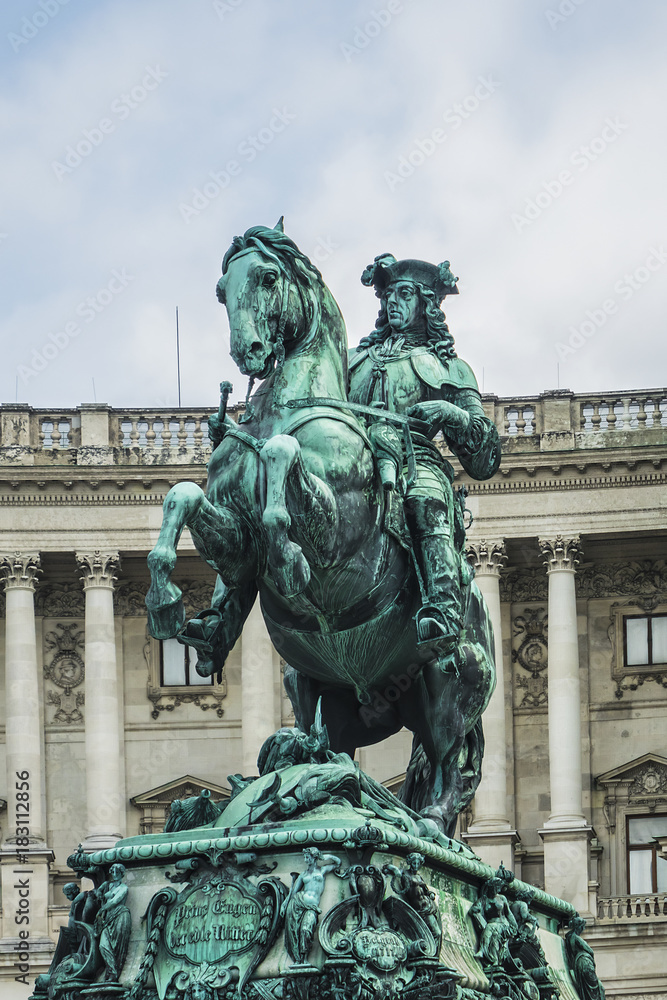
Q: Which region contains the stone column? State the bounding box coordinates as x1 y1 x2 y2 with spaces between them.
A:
241 597 277 775
538 535 592 913
464 541 519 868
77 551 123 849
0 553 54 942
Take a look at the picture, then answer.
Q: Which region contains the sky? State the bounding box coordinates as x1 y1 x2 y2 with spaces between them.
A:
1 0 666 411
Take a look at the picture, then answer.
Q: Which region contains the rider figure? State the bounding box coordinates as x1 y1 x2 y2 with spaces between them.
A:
349 254 500 652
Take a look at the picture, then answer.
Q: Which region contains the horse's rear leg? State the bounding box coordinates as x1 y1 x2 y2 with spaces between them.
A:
260 434 336 597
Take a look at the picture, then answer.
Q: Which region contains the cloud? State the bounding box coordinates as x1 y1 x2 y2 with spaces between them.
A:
1 0 666 407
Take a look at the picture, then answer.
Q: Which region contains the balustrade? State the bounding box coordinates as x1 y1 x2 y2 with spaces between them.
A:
2 391 667 465
597 893 667 920
580 393 667 432
39 416 76 449
116 413 210 451
503 404 536 437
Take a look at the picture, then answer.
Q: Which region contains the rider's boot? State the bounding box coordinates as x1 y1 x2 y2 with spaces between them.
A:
404 496 463 654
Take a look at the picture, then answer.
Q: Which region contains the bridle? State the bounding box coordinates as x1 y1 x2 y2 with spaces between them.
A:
238 256 317 423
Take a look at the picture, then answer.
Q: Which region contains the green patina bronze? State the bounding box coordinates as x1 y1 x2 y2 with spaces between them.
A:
35 223 609 1000
145 219 500 838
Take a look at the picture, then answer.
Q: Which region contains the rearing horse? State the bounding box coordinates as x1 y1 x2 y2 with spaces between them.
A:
146 220 495 836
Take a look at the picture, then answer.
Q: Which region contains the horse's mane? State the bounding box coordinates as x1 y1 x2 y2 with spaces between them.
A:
222 226 323 287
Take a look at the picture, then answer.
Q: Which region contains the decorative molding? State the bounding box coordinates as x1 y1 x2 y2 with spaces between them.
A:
114 578 214 618
36 582 85 617
577 559 667 602
464 469 667 493
466 539 507 576
146 686 226 720
0 552 41 591
43 623 85 725
130 774 231 835
608 598 667 699
512 607 548 711
144 626 226 720
539 535 582 573
500 568 547 604
598 753 667 823
179 580 216 619
114 580 149 616
0 468 665 504
76 550 120 590
629 764 667 804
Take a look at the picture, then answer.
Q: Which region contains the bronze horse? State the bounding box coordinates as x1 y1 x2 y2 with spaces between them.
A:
146 221 495 836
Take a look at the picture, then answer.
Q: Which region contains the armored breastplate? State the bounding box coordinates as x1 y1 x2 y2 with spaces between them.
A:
349 344 478 413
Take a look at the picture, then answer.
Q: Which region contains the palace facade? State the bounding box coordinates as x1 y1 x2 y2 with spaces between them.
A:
0 389 665 997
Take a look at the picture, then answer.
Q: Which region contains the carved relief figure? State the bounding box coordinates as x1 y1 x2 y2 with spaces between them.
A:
281 847 341 965
565 915 606 1000
469 876 518 968
383 852 442 946
94 863 132 983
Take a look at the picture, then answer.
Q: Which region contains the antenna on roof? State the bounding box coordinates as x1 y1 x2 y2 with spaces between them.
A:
92 378 97 403
176 306 182 407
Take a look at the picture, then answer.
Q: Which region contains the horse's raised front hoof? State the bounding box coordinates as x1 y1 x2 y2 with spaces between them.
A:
145 580 186 639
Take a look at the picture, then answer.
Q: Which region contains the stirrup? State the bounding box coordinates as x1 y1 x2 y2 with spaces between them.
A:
415 605 460 652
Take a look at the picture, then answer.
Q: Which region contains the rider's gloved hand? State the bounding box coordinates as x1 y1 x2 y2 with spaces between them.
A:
407 401 471 441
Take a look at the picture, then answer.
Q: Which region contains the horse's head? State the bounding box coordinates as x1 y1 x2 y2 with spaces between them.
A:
216 218 323 379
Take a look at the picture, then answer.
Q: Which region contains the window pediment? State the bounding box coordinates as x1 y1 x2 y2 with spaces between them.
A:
131 775 231 835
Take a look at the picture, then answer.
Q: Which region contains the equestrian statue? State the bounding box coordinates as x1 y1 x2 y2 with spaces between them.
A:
145 219 501 837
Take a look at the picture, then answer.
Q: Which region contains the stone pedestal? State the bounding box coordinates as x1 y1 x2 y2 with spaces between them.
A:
463 829 521 872
0 848 54 942
538 825 594 916
77 551 123 850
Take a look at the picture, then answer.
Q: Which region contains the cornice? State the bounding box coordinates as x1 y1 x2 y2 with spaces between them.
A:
0 469 663 505
464 469 667 495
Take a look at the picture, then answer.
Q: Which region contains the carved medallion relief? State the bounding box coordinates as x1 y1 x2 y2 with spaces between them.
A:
512 607 548 712
43 622 85 725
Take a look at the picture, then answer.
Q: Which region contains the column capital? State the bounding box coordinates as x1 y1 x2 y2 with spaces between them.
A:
76 551 120 590
539 535 582 573
0 552 41 591
467 539 507 577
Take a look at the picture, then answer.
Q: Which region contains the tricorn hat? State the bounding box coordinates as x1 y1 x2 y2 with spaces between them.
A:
360 253 459 303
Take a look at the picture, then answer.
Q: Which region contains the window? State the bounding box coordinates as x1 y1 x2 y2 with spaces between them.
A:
160 638 212 687
627 815 667 893
623 613 667 668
